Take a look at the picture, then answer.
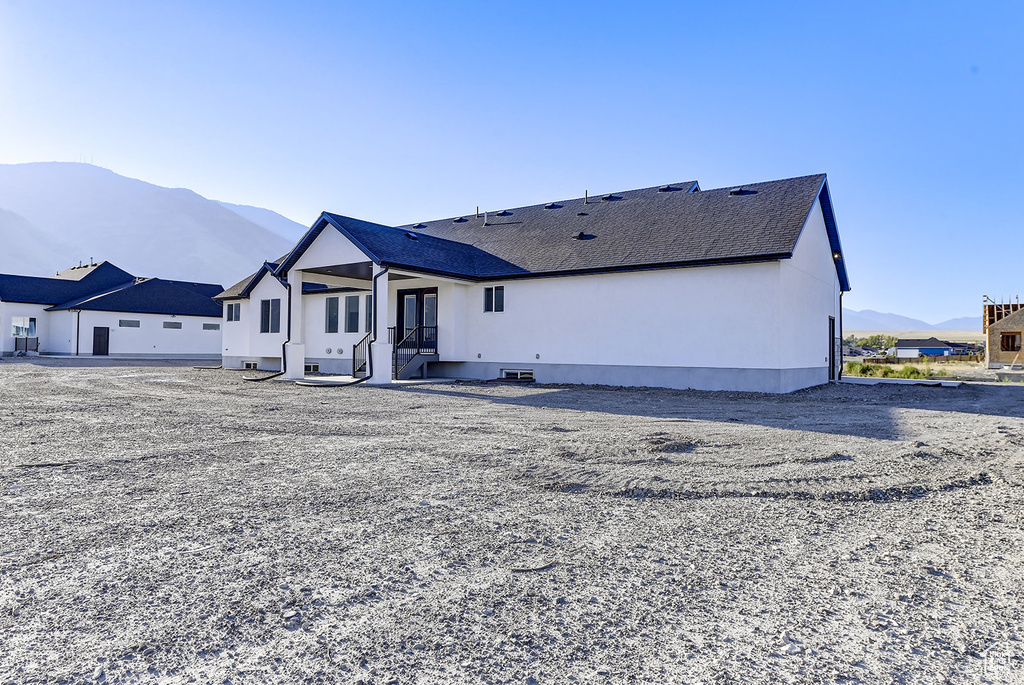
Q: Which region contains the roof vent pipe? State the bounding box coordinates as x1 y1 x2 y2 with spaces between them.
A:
476 205 480 218
483 211 488 226
584 190 588 205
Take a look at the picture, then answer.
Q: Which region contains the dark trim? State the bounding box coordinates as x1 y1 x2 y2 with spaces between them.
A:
274 213 379 278
815 178 851 292
380 252 792 284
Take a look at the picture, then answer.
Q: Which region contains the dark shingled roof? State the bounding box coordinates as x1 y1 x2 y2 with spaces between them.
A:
239 174 849 297
895 338 952 348
0 262 134 305
47 277 224 317
215 257 288 300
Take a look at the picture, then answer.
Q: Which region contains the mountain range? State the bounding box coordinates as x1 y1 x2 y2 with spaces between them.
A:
0 163 988 329
842 309 979 332
0 162 308 287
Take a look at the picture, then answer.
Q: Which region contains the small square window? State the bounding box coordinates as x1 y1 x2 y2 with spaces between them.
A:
484 286 504 312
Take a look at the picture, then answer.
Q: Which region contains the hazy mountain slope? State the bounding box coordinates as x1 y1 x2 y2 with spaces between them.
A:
843 309 980 332
0 163 293 285
215 201 309 242
932 316 980 331
0 208 79 277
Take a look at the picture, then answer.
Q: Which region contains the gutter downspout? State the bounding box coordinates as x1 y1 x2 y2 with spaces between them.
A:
74 309 80 356
244 278 289 382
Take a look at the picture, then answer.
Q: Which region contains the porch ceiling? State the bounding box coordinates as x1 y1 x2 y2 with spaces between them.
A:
302 261 418 282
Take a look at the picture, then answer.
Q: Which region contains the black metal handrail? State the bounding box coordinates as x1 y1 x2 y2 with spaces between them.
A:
352 331 372 377
392 325 438 377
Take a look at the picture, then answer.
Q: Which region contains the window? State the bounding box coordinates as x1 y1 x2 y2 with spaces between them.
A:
325 297 339 333
304 363 320 373
365 294 373 332
119 320 140 328
203 323 220 331
11 317 36 337
163 321 182 329
484 286 504 313
1001 332 1021 352
260 299 280 334
226 303 241 322
502 369 534 380
345 295 360 333
243 361 259 370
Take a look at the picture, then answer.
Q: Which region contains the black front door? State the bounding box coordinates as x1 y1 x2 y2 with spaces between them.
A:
396 288 437 351
93 327 109 356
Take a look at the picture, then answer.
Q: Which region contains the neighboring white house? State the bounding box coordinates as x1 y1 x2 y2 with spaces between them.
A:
0 261 223 358
217 174 850 393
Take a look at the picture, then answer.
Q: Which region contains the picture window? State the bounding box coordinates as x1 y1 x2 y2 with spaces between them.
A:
11 316 35 337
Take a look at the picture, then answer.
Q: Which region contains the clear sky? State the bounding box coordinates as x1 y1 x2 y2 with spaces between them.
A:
1 0 1021 322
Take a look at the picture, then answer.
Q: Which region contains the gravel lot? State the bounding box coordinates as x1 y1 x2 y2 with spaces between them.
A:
2 360 1023 684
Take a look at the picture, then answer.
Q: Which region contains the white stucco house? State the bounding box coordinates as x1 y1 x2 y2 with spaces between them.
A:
217 174 850 393
0 261 224 358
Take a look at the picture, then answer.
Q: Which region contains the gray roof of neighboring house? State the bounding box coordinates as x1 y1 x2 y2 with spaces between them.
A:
895 338 952 348
224 174 849 299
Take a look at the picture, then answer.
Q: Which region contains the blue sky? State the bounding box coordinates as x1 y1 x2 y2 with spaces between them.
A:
1 1 1021 322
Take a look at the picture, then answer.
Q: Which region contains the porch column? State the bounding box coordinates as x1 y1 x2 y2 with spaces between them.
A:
283 268 305 379
367 264 392 384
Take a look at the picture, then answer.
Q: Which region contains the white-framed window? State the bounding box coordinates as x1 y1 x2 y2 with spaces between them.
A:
11 316 36 337
325 297 339 333
226 302 241 322
260 299 280 334
203 323 220 331
501 369 533 380
484 286 504 312
344 295 360 333
119 320 140 328
163 321 182 329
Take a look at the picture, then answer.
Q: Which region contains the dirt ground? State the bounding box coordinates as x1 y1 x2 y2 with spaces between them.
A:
2 360 1023 684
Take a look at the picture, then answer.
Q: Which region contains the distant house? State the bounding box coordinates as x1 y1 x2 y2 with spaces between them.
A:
0 262 223 358
217 174 850 393
892 337 955 358
984 302 1024 368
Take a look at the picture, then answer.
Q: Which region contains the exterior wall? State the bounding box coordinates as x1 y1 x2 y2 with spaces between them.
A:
247 276 288 360
444 263 785 374
1 302 220 357
301 289 372 374
777 197 842 384
987 307 1024 367
75 311 221 357
0 302 50 355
